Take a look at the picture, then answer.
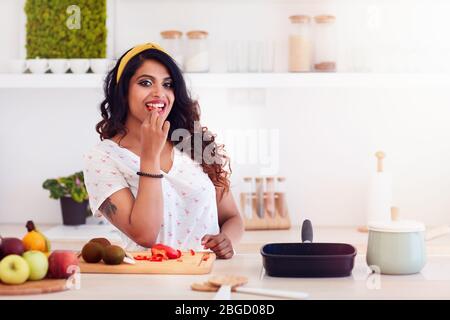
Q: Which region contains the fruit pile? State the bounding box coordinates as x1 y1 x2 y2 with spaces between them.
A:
0 221 78 285
81 238 126 265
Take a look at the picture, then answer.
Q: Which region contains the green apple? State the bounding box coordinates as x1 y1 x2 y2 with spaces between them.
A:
22 250 49 281
0 254 30 285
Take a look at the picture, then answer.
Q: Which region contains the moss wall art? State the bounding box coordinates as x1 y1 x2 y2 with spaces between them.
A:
25 0 107 58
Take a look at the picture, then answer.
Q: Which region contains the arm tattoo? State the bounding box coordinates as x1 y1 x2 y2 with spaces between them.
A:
99 197 117 219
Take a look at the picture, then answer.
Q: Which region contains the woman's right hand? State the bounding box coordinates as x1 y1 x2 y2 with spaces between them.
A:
140 110 170 162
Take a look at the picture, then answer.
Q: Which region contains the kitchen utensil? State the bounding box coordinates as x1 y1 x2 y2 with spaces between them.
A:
366 208 450 275
192 276 309 299
261 219 357 277
276 177 288 217
243 177 254 219
255 177 265 218
265 177 276 217
78 251 215 274
210 275 247 300
367 151 392 224
123 252 136 265
240 176 291 230
367 220 426 275
0 279 68 296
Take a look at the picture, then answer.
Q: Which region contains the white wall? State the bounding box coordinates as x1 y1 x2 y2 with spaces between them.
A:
1 0 450 226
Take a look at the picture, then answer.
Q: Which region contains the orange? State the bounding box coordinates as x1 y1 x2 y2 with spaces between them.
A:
22 230 46 251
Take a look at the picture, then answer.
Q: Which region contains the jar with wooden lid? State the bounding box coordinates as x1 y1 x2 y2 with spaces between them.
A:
313 15 337 72
160 30 184 69
184 30 209 72
288 15 312 72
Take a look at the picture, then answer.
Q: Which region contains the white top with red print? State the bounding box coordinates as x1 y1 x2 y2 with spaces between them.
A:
83 139 220 251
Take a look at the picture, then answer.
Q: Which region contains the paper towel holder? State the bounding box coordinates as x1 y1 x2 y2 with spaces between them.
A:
375 151 386 172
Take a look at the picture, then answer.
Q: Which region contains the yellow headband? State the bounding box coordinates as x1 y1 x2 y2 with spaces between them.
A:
116 42 169 84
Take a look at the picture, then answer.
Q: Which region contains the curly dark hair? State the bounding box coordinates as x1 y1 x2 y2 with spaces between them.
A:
95 48 231 195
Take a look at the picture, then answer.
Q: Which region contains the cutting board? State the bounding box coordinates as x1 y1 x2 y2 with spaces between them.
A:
79 251 216 275
0 279 68 296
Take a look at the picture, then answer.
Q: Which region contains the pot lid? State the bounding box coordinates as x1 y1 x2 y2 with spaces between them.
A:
368 220 425 233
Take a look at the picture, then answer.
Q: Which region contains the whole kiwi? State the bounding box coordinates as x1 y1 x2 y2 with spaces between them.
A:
103 245 125 265
89 237 111 248
81 241 104 263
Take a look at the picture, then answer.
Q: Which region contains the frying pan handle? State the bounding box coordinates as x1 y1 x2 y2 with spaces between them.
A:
301 219 313 243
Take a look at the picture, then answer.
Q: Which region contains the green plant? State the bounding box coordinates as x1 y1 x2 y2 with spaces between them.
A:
25 0 107 58
42 171 88 203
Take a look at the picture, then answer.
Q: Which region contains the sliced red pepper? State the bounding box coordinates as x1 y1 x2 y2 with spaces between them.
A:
134 255 151 261
151 243 180 260
176 249 182 258
150 255 163 262
202 253 210 261
189 249 195 256
151 248 169 260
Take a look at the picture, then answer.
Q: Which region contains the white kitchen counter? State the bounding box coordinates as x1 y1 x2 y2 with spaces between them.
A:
1 224 450 300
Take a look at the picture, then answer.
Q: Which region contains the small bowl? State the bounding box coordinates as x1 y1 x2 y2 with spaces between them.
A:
27 59 48 74
69 59 90 74
49 59 69 74
89 58 110 74
9 59 27 73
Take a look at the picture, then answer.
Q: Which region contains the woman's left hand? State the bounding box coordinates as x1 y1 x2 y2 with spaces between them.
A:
201 233 234 259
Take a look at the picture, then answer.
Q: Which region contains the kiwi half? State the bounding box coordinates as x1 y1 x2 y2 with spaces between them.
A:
103 245 125 265
89 237 111 248
82 242 104 263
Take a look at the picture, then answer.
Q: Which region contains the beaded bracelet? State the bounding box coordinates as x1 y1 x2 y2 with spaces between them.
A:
136 171 164 178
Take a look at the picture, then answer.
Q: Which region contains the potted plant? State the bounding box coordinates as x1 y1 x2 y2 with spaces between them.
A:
42 171 90 225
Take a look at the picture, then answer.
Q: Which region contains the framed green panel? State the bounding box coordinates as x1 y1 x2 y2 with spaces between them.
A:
25 0 107 58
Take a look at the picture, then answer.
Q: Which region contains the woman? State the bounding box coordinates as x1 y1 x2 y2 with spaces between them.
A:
83 43 244 259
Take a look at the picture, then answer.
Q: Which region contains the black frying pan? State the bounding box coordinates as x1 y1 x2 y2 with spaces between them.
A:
261 220 357 277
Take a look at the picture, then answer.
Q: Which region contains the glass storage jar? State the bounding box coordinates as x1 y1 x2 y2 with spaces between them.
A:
288 15 312 72
160 30 183 68
185 30 209 72
313 15 337 72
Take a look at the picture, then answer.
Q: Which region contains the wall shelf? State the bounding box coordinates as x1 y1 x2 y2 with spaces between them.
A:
1 73 450 89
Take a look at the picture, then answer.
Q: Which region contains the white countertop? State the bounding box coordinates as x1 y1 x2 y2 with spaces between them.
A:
1 224 450 300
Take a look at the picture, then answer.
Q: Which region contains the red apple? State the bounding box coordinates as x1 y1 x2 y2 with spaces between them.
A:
47 250 79 279
0 237 25 258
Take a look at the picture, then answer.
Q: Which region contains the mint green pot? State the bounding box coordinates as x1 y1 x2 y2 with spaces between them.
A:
366 230 426 275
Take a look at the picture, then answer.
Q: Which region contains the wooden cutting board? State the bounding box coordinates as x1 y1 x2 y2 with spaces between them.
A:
0 279 68 296
79 251 215 275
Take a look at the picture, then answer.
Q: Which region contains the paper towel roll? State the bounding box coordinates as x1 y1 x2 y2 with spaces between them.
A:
366 172 392 224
